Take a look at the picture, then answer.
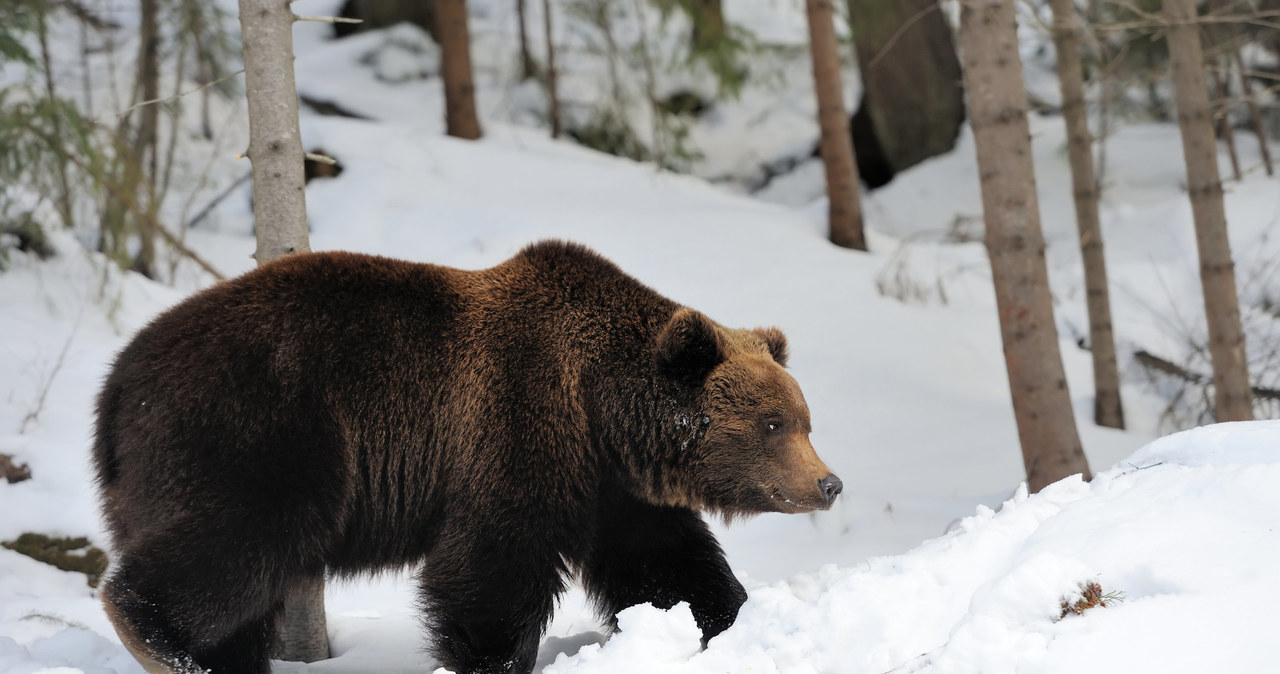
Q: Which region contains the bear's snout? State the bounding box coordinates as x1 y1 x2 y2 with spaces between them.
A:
818 474 843 507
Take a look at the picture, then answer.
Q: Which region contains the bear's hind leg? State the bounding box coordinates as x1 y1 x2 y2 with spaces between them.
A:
581 493 747 645
190 612 276 673
101 567 201 673
103 548 294 673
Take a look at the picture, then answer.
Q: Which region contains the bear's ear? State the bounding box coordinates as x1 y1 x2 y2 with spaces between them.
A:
657 308 725 379
754 326 789 367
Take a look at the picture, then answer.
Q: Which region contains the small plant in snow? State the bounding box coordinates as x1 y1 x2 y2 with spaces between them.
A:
1058 580 1125 620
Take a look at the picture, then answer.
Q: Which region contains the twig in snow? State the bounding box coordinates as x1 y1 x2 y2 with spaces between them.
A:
19 322 79 434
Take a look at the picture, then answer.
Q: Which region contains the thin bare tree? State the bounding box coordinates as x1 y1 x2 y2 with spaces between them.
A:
516 0 535 80
1163 0 1253 421
437 0 482 140
804 0 865 251
959 0 1091 492
236 0 325 660
543 0 560 138
1048 0 1124 429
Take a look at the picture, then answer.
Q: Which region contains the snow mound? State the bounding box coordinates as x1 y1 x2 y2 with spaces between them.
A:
543 420 1280 674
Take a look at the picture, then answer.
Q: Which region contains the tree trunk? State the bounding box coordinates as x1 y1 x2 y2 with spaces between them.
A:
517 0 535 79
1211 66 1241 181
437 0 482 140
275 576 330 663
805 0 866 251
132 0 161 277
240 0 312 264
33 6 74 231
1163 0 1254 421
1048 0 1124 429
683 0 725 53
959 0 1091 492
239 0 326 658
846 0 965 188
1233 47 1273 176
543 0 560 138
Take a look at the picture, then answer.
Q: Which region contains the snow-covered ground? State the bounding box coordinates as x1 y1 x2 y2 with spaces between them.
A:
2 0 1279 671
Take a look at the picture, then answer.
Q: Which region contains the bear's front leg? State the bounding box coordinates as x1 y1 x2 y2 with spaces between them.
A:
581 492 747 645
417 537 565 674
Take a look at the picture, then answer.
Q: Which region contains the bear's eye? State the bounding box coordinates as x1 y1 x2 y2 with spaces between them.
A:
766 421 783 433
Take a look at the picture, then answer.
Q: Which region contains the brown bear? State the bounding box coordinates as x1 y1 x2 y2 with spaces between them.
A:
93 240 842 674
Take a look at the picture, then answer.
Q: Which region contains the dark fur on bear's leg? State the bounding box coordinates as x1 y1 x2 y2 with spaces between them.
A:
101 569 200 673
191 614 276 674
582 489 748 646
418 537 566 674
103 552 287 673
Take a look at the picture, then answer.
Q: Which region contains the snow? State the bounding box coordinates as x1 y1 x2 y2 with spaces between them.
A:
546 424 1280 674
2 0 1279 671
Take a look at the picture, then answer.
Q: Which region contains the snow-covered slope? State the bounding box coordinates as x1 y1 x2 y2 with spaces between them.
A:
547 421 1280 674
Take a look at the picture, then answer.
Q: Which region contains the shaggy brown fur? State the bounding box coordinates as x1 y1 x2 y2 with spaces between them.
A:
94 241 841 674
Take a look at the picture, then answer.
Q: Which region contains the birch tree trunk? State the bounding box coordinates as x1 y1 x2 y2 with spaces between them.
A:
237 0 325 661
959 0 1091 492
1163 0 1254 421
437 0 483 140
1048 0 1124 429
804 0 866 251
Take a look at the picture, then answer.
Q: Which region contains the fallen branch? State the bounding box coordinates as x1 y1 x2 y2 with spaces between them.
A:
19 322 78 434
186 172 251 230
1134 349 1280 400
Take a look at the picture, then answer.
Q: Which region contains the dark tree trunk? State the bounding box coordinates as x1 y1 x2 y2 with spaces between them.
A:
846 0 965 188
806 0 865 250
682 0 725 53
128 0 161 278
543 0 560 137
438 0 482 140
1164 0 1254 421
959 0 1091 492
517 0 535 79
1048 0 1124 429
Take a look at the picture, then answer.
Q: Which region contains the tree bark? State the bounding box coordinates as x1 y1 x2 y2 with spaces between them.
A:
133 0 161 277
437 0 482 140
517 0 535 80
1163 0 1253 421
239 0 312 264
682 0 725 53
959 0 1091 492
543 0 560 138
275 576 330 663
805 0 866 251
237 0 326 660
1048 0 1124 429
1233 47 1273 176
846 0 965 188
1211 65 1241 181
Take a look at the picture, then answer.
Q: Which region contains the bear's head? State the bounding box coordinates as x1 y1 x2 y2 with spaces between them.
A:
656 308 842 518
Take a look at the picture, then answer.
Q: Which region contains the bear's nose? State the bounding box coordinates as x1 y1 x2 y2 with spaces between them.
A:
818 474 843 506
